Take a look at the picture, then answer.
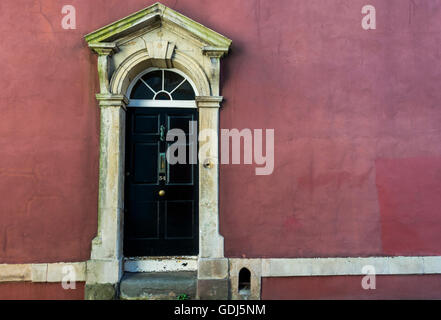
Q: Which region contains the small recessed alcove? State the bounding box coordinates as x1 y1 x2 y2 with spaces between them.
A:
238 267 251 298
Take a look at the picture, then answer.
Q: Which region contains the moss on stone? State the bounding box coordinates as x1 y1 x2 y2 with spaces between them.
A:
84 2 232 49
85 283 117 300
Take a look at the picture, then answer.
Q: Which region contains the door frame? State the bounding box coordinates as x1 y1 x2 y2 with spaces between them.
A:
88 52 226 277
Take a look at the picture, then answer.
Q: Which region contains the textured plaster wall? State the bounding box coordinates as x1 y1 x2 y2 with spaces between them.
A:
0 0 441 265
0 0 101 263
261 275 441 299
0 282 84 300
218 0 441 258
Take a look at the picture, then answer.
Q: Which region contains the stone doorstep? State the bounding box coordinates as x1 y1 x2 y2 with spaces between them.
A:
119 271 197 300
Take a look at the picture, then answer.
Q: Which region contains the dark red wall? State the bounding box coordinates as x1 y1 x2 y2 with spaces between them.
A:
0 0 102 263
0 282 84 300
219 0 441 258
261 275 441 300
1 0 441 264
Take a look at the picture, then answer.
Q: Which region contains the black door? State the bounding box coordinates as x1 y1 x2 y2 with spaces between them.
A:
124 107 198 256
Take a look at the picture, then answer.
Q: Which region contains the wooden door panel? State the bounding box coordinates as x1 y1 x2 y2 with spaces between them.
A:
130 201 160 239
133 143 159 183
134 115 160 134
124 107 198 257
165 200 194 239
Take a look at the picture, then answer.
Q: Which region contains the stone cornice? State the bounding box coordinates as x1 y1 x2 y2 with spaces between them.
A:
84 2 232 52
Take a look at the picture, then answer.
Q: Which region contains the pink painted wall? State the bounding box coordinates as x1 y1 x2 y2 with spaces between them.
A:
0 282 84 300
0 0 441 266
261 275 441 300
219 0 441 258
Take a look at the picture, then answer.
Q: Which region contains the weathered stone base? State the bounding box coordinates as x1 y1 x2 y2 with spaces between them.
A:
85 283 118 300
120 272 197 300
197 279 229 300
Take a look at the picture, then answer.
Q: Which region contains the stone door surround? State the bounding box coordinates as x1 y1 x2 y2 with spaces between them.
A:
84 3 232 299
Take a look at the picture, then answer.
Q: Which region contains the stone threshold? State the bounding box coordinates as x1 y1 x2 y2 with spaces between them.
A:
123 256 198 273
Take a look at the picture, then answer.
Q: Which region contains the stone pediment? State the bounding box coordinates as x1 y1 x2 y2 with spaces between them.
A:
85 2 232 54
84 2 232 98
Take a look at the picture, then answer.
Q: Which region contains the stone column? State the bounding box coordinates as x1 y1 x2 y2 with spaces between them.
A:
88 43 118 94
85 94 127 300
196 96 229 300
85 43 127 300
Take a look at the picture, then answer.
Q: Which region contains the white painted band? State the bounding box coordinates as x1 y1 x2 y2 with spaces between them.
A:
2 256 441 283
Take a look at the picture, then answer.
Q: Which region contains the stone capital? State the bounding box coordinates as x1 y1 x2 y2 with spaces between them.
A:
89 42 119 56
202 46 229 58
196 96 223 108
96 94 129 109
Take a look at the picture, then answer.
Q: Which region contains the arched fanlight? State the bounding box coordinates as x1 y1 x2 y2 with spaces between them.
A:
130 69 196 101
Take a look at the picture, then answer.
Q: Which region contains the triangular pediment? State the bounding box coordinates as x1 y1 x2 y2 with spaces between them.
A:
85 2 232 51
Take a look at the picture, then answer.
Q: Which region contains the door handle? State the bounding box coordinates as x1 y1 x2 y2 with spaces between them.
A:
158 190 166 197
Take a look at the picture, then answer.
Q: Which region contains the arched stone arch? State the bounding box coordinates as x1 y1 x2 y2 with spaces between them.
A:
110 49 212 97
